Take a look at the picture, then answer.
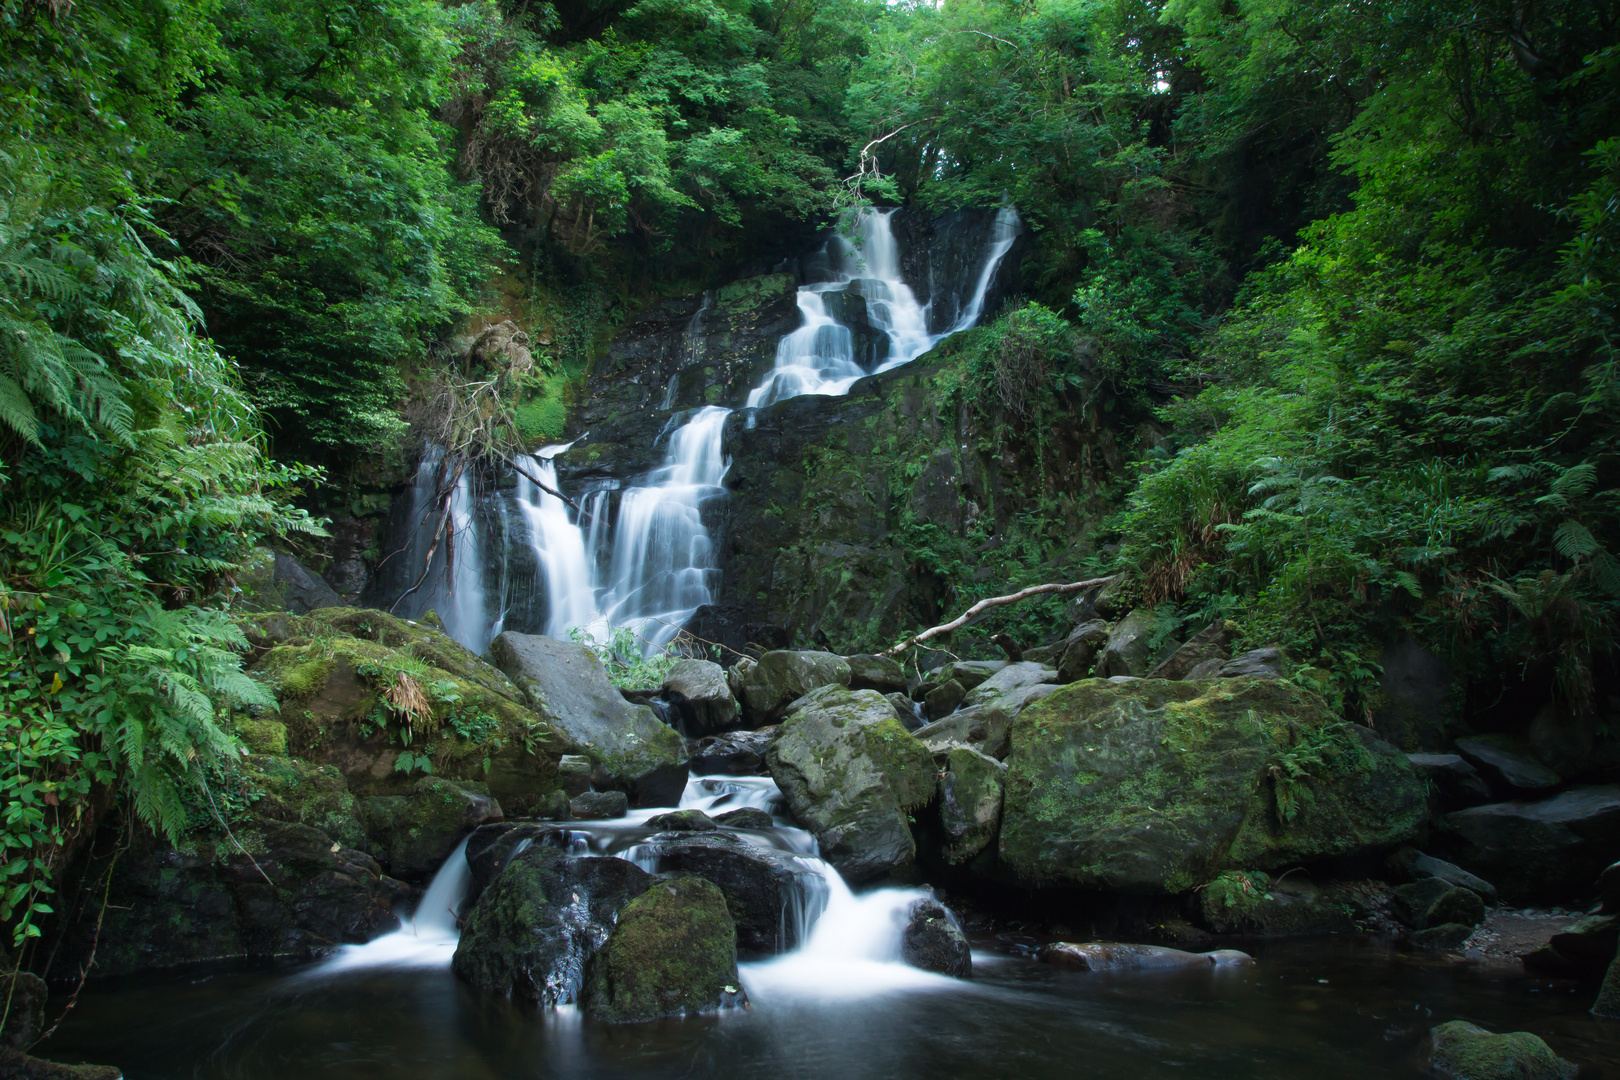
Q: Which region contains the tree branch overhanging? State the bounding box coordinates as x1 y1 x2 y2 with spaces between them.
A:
883 577 1117 656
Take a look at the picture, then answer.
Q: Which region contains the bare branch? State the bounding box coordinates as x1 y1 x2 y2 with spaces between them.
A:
883 577 1116 657
498 452 580 512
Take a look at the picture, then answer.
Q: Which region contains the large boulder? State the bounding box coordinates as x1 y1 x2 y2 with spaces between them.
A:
490 632 686 805
765 686 935 881
1148 621 1237 680
1094 608 1157 677
452 846 653 1003
1218 647 1287 679
1455 735 1562 794
1391 879 1485 930
1408 754 1494 809
1195 871 1361 936
961 662 1058 709
900 900 971 977
999 678 1426 892
661 659 740 737
1436 786 1620 905
1387 848 1498 904
640 831 822 955
1595 945 1620 1017
690 728 775 775
580 876 746 1022
1426 1021 1576 1080
1056 621 1111 683
245 608 567 811
360 776 502 879
913 683 1059 759
938 747 1006 864
845 654 908 695
463 822 566 904
234 546 343 615
732 650 852 724
1523 914 1619 979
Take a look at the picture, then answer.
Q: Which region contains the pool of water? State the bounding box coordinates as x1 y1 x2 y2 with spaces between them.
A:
40 936 1619 1079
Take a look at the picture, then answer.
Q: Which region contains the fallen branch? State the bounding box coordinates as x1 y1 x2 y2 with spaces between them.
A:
497 452 580 512
883 577 1115 657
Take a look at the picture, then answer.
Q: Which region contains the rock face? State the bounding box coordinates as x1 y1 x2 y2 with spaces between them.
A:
490 632 686 804
1437 786 1620 904
938 748 1006 864
452 846 653 1003
1426 1021 1576 1080
1455 735 1562 794
661 659 740 736
900 900 971 977
1039 942 1254 971
641 831 819 955
765 686 936 881
734 650 852 723
581 877 745 1022
1373 635 1454 750
243 608 566 812
999 678 1426 892
360 776 502 879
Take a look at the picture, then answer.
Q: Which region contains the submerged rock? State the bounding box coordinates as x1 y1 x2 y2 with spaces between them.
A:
581 877 746 1022
734 650 852 724
765 685 935 881
938 747 1006 865
1038 942 1253 971
491 632 687 805
452 847 653 1004
1426 1020 1576 1080
1437 786 1620 905
660 659 740 737
900 900 971 977
999 678 1425 892
713 807 775 829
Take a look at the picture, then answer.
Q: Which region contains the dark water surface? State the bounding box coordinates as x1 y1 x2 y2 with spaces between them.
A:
43 937 1620 1079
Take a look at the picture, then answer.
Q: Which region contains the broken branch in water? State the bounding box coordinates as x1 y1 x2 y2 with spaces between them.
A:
883 577 1116 657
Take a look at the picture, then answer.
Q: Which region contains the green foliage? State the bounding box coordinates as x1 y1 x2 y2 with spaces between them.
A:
569 625 682 689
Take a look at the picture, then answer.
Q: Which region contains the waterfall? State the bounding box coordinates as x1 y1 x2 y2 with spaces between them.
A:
388 449 494 655
307 837 470 974
517 444 601 639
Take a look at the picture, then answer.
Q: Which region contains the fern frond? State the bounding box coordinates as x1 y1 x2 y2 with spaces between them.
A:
1554 519 1600 561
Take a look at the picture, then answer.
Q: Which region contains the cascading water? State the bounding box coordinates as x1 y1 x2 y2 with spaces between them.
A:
309 837 471 974
388 449 492 654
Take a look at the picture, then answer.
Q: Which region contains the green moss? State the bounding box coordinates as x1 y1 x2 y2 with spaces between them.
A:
581 876 741 1022
237 718 288 756
1429 1021 1574 1080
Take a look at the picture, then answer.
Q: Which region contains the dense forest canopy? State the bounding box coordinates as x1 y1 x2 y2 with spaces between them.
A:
1 0 1616 956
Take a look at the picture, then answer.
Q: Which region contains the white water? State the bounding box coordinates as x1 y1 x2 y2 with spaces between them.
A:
518 444 601 639
308 838 470 974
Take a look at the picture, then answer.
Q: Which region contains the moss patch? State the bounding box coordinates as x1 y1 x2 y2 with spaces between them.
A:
581 876 741 1022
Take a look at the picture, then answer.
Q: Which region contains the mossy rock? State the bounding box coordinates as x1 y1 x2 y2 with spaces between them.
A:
939 747 1005 865
581 876 744 1022
360 776 503 879
244 610 564 806
1197 870 1363 936
239 755 369 852
1427 1021 1576 1080
999 677 1425 892
765 685 935 881
736 650 853 723
237 717 288 756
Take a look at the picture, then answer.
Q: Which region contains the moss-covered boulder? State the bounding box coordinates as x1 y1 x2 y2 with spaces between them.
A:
999 677 1426 892
1095 608 1157 677
245 608 565 810
939 747 1005 864
238 755 370 852
1427 1021 1576 1080
1392 878 1485 930
452 846 653 1003
846 653 908 695
1196 870 1365 936
490 632 686 804
580 876 745 1022
734 650 852 724
661 659 739 736
360 776 502 879
639 831 819 955
765 685 936 881
914 682 1059 759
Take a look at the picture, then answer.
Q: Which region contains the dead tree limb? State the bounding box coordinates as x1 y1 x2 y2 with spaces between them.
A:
498 452 580 512
883 577 1115 657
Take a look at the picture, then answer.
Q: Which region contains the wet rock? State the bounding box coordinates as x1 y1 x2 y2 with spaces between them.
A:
886 692 923 729
939 747 1005 864
925 679 966 720
570 791 630 820
490 632 686 805
1039 942 1253 971
846 654 908 695
660 660 739 737
558 754 593 796
765 685 936 881
1095 608 1156 678
961 662 1058 709
901 900 971 977
914 683 1058 760
1056 621 1111 683
464 823 566 903
581 876 745 1022
1455 735 1562 794
646 809 720 832
931 661 1007 692
1372 635 1454 751
452 846 653 1003
1524 915 1619 979
642 831 817 954
1000 678 1425 891
734 650 852 724
1427 1020 1576 1080
360 776 502 879
1388 848 1498 904
1196 871 1361 936
1412 923 1476 951
1149 622 1237 680
690 729 775 775
1219 647 1287 679
238 755 371 852
714 807 774 829
1437 786 1620 904
1408 754 1494 809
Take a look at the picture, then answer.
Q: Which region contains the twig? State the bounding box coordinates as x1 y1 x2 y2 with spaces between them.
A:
883 577 1115 656
497 453 580 512
29 847 120 1049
